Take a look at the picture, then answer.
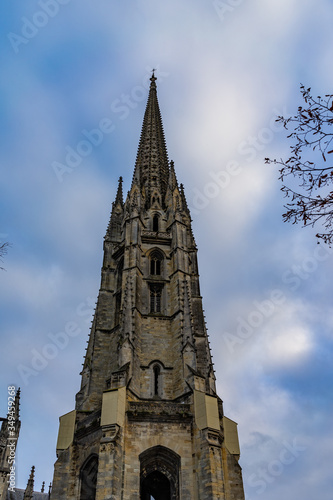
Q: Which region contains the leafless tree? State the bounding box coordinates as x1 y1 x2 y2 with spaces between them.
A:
266 85 333 244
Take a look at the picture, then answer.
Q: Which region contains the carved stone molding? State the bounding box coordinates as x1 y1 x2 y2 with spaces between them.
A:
141 230 172 245
127 401 192 422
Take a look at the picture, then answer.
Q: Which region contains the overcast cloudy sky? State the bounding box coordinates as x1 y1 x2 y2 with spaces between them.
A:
1 1 333 497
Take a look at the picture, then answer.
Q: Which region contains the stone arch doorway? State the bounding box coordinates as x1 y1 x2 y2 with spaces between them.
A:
139 445 180 500
79 454 98 500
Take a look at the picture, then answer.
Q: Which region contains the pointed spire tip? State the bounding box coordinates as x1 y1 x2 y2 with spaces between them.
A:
150 69 157 89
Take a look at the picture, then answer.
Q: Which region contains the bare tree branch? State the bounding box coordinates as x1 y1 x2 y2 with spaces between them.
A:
0 242 10 271
265 84 333 244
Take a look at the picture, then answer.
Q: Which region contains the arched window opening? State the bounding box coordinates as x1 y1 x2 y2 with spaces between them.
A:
80 455 98 500
150 285 162 313
150 251 162 276
153 365 160 397
140 446 180 500
153 214 159 232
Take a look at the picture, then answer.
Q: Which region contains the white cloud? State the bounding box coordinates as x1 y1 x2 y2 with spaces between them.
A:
266 324 313 366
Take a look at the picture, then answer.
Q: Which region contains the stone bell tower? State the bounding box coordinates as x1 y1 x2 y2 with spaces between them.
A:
51 73 245 500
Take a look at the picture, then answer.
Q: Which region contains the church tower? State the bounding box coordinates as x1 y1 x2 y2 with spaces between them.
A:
51 74 245 500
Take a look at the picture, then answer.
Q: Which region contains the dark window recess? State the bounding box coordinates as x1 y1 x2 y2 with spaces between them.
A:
141 471 170 500
153 215 159 232
153 365 160 396
150 286 162 313
117 257 124 290
115 293 121 325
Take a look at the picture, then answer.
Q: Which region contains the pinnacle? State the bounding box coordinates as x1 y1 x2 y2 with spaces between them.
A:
180 183 190 214
29 465 35 479
169 160 178 190
105 177 124 240
115 176 124 207
24 466 35 499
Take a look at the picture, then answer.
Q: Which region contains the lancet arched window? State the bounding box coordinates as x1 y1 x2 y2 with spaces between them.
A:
153 214 159 232
153 364 160 397
150 285 162 313
80 455 98 500
150 250 163 276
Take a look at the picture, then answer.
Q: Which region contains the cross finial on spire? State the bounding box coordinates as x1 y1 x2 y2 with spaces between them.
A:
150 69 157 85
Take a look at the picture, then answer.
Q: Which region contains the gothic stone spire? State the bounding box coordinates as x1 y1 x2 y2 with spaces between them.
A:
132 72 169 208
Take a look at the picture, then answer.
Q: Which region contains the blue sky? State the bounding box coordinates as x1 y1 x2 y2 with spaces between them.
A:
1 1 333 497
